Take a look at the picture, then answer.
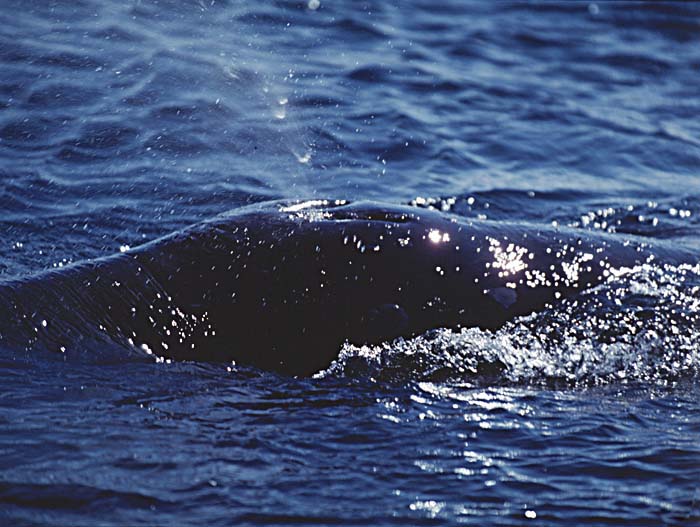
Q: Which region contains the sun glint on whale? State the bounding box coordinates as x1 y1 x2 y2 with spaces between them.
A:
0 199 695 375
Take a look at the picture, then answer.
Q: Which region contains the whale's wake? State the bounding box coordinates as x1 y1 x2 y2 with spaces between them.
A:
319 263 700 386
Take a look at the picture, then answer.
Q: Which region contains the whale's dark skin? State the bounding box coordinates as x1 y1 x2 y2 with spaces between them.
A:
0 199 696 375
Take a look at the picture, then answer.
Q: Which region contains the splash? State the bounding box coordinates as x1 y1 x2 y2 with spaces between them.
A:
317 263 700 387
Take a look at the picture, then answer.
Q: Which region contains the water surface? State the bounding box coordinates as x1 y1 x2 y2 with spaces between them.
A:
1 1 699 525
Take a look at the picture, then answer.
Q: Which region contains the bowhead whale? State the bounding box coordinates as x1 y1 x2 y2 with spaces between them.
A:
0 199 696 375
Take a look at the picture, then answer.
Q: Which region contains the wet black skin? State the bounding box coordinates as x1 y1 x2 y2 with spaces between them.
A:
0 200 695 375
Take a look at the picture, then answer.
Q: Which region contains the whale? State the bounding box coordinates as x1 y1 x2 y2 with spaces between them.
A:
0 199 696 375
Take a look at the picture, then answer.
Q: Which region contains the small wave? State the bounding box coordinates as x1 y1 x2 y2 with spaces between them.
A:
26 83 103 110
318 263 700 387
0 481 169 512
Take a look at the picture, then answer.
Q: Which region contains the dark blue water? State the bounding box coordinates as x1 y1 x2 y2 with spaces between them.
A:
1 1 700 525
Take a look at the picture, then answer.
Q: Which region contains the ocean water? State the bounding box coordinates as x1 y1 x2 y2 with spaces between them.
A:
1 1 699 525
